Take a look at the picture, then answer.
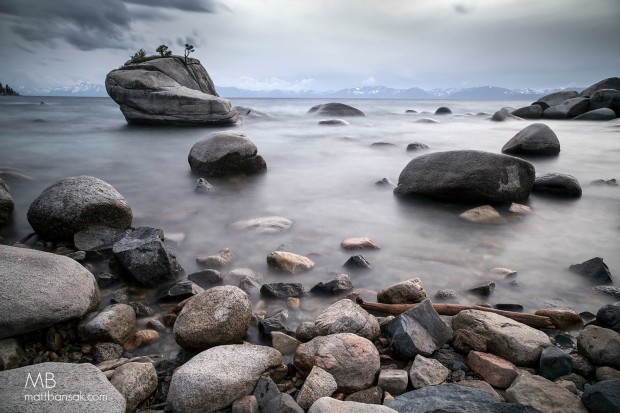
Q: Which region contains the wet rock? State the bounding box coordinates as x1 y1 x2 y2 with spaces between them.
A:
74 226 128 252
405 109 418 113
319 119 350 126
252 375 284 412
341 237 380 250
271 331 300 355
0 338 26 371
267 251 315 274
232 395 258 413
174 286 252 350
495 304 524 312
378 278 427 304
314 299 380 340
258 314 292 338
187 269 223 287
113 227 183 287
581 378 620 413
592 285 620 299
376 177 396 186
491 110 523 121
569 257 612 284
453 328 488 354
308 102 365 117
196 248 236 269
386 299 453 358
167 344 283 413
226 268 264 284
311 274 354 295
573 108 616 120
309 397 396 413
506 372 588 413
296 321 318 343
110 361 158 412
79 304 136 345
27 175 132 241
512 105 543 119
129 301 154 317
534 307 583 330
434 289 458 300
467 280 496 295
490 267 518 277
509 203 532 214
467 351 518 388
345 386 383 404
591 178 619 186
261 283 305 299
589 88 620 115
296 366 338 410
406 142 430 151
232 216 292 234
579 77 620 97
596 302 620 334
394 150 535 204
0 362 126 412
409 355 450 389
532 173 582 197
435 107 452 115
571 353 596 379
344 254 372 270
97 271 120 287
577 325 620 368
127 329 160 350
156 280 204 302
294 333 380 393
459 205 506 224
543 97 590 119
188 131 266 176
596 366 620 381
501 123 560 156
146 319 166 333
415 118 439 123
537 90 579 106
457 380 504 402
378 369 408 396
0 245 100 339
194 177 214 193
452 309 552 366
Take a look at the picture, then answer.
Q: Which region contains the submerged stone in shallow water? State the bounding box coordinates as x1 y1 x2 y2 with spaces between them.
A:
232 216 292 233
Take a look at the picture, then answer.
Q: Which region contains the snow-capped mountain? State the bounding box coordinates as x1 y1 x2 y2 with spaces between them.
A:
16 82 108 97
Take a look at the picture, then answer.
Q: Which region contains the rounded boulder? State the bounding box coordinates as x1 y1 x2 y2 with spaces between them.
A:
501 123 560 156
27 175 132 241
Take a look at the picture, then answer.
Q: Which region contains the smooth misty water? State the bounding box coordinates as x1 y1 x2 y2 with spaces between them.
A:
1 96 619 355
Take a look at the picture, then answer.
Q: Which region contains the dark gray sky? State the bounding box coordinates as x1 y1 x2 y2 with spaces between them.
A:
0 0 618 91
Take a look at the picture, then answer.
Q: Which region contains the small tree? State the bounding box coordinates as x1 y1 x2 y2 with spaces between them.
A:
156 44 172 57
130 48 147 63
184 43 195 63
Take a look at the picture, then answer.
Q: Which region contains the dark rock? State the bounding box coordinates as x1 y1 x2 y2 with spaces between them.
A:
435 289 458 300
512 105 543 119
554 334 576 351
415 118 439 123
253 375 281 412
495 304 524 312
453 328 488 354
533 173 582 197
74 226 128 252
371 142 396 147
387 383 544 413
261 283 305 299
569 257 612 284
405 109 418 113
394 150 535 204
188 131 266 177
27 176 132 242
113 227 183 287
491 110 523 121
596 302 620 334
147 319 167 333
435 107 452 115
592 285 620 298
96 272 120 287
501 123 560 156
539 346 572 380
259 315 292 338
195 178 214 193
571 353 595 379
78 303 136 345
129 302 154 317
573 108 616 121
386 299 453 358
187 269 223 287
343 255 371 270
345 386 383 404
543 97 590 119
532 101 551 111
319 119 350 126
308 102 365 117
407 142 430 151
579 77 620 97
537 90 579 106
577 325 620 369
581 379 620 413
468 280 495 296
0 185 14 225
93 342 124 363
588 88 620 116
156 280 204 302
376 177 396 186
106 55 238 125
310 274 353 294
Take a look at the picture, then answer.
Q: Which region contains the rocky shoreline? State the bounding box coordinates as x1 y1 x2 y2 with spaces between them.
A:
0 73 619 413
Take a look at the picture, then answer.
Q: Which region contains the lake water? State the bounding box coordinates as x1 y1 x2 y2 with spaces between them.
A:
1 96 618 354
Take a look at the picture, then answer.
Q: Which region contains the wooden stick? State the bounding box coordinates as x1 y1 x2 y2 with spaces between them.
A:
356 299 554 329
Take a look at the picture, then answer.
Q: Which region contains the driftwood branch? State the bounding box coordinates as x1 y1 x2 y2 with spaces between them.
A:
356 298 554 329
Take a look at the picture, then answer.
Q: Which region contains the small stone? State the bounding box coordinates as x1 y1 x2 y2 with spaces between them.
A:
78 303 136 345
509 203 532 215
96 271 120 287
187 269 223 287
0 338 26 371
571 353 595 379
378 369 409 396
345 386 383 404
569 257 612 284
296 321 318 343
596 366 620 381
533 173 582 197
434 289 458 300
125 329 160 350
74 226 128 252
146 319 166 333
93 342 124 363
466 351 518 389
287 297 300 310
409 355 450 389
406 142 430 151
376 177 396 186
535 307 583 330
378 278 427 304
592 285 620 299
232 395 258 413
459 205 506 224
156 280 204 302
467 280 495 296
343 255 371 270
271 331 300 355
451 370 466 382
596 302 620 334
232 216 292 234
110 361 158 412
435 107 452 115
129 301 154 317
314 298 380 340
296 366 338 410
453 328 489 355
259 315 292 338
195 178 214 193
261 283 305 299
310 274 353 295
577 325 620 369
319 119 350 126
340 237 380 250
196 248 236 269
267 251 315 274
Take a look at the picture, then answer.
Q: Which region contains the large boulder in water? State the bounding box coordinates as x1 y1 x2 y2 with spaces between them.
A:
27 176 132 242
535 90 579 107
394 150 535 204
0 184 13 225
579 77 620 97
0 245 100 339
105 56 238 125
588 89 620 116
188 131 266 176
543 97 590 119
308 102 365 117
501 123 560 156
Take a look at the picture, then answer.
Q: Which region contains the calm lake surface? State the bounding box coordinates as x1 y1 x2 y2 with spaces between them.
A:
1 96 618 354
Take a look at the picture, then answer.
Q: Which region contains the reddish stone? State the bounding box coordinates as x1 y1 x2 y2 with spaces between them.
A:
467 351 518 389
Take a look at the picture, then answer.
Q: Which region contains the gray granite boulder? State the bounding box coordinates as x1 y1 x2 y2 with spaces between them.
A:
386 383 544 413
106 56 237 125
491 110 523 121
577 325 620 369
0 338 26 371
78 304 136 345
110 361 157 412
113 227 183 286
378 278 427 304
588 88 620 116
0 245 100 339
167 344 282 413
173 286 252 350
579 77 620 97
308 102 365 117
572 108 616 120
394 150 535 204
74 226 128 252
532 173 582 197
506 372 588 413
0 362 125 412
501 123 560 156
188 131 266 176
511 105 543 119
314 299 380 340
27 176 132 241
294 333 380 393
581 379 620 413
543 97 590 119
296 366 338 410
309 397 397 412
452 309 551 366
386 299 453 358
0 185 13 225
536 90 579 106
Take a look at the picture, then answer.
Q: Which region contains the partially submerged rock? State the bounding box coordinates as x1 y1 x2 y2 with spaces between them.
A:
188 131 266 176
501 123 560 156
532 173 582 197
308 102 365 117
314 299 380 340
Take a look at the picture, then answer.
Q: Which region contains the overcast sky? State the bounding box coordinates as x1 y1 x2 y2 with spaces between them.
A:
0 0 618 91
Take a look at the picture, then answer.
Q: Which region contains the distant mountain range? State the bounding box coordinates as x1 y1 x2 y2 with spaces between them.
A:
16 82 574 100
